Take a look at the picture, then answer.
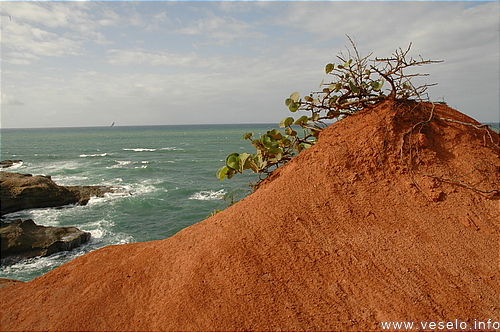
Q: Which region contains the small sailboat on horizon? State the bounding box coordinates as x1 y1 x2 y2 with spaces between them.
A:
110 122 115 127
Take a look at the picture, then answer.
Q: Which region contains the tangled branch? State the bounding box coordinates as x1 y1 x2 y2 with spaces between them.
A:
217 37 443 183
399 102 499 196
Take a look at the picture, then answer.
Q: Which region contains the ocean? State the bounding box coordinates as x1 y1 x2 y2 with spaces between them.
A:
0 124 274 282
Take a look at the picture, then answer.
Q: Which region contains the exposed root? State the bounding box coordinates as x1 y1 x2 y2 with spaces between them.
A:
414 171 499 195
434 116 499 148
399 102 499 197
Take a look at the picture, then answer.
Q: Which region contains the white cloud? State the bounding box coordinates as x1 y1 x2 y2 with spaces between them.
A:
97 7 121 27
176 14 266 45
1 2 82 29
0 1 498 128
0 1 113 63
1 21 82 62
1 93 24 106
106 49 202 67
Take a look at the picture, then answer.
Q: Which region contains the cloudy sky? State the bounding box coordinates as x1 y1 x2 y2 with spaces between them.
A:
1 1 499 128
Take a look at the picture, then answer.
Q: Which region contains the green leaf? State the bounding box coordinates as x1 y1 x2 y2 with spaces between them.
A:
298 142 313 152
252 139 265 150
285 127 297 136
327 110 342 118
279 116 294 128
325 63 334 74
290 92 300 102
260 134 272 145
242 132 253 140
294 115 309 126
288 101 299 112
329 96 338 107
246 157 259 173
372 79 385 91
349 80 359 93
238 152 251 171
261 134 277 149
256 155 267 171
281 138 292 147
268 129 283 140
226 153 240 170
216 166 229 181
268 147 283 155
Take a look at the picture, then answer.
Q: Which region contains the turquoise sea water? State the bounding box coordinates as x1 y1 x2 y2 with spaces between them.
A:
0 124 274 281
486 123 500 133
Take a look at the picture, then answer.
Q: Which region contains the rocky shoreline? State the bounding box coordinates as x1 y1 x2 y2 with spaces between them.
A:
1 219 91 263
0 171 115 216
0 160 23 169
0 169 120 264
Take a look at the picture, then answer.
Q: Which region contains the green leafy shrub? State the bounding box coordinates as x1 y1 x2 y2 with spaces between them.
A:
217 37 441 184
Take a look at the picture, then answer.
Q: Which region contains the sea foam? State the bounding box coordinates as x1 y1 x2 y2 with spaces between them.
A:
2 160 24 169
79 153 108 157
123 148 156 152
189 189 227 201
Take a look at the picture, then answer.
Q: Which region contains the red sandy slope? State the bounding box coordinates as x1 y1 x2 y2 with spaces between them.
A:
1 100 498 331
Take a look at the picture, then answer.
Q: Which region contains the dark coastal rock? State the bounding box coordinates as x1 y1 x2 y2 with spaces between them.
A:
0 172 116 261
0 160 23 168
0 172 114 216
0 219 91 262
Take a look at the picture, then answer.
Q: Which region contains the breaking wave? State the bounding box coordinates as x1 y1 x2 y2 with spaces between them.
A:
189 189 227 201
79 153 108 157
123 148 156 152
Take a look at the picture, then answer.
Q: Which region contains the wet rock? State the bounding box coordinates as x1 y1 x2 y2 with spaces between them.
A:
0 172 114 216
0 160 23 168
0 219 91 262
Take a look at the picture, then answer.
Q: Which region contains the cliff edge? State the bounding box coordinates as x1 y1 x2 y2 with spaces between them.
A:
0 101 498 331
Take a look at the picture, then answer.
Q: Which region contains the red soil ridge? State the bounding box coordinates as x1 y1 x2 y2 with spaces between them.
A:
1 100 498 331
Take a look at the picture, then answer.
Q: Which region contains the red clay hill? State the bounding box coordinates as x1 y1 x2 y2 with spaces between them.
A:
1 100 498 331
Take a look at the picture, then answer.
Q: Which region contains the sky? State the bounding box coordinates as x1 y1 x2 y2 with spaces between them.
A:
1 1 499 128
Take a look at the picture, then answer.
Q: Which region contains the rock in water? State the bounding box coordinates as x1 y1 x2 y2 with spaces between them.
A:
0 160 23 169
0 219 91 262
0 101 498 331
0 172 114 216
0 173 81 215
